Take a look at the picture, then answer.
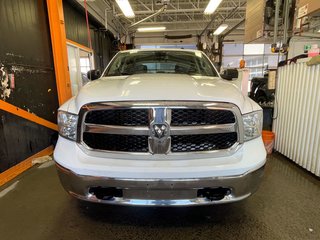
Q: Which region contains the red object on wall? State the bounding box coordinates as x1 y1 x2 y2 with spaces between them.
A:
9 73 15 89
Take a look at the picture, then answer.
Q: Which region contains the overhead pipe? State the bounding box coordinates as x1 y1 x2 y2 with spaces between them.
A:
218 19 245 68
129 5 167 29
273 0 281 43
199 15 215 37
282 0 291 43
101 0 126 35
221 19 245 39
199 2 246 37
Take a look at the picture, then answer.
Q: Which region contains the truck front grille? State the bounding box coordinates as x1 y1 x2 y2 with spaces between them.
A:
83 133 149 152
85 109 149 126
171 109 235 126
171 133 238 152
78 102 242 155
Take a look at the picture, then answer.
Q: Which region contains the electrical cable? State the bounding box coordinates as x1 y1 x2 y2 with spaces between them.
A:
83 0 94 77
83 0 92 50
271 47 282 121
272 66 279 120
272 93 278 120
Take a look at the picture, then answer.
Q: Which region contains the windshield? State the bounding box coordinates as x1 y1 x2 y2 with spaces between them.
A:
104 50 218 77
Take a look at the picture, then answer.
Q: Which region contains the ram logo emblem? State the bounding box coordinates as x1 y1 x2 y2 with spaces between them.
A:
152 124 168 139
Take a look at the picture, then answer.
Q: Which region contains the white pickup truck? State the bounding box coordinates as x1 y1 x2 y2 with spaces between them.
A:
54 49 266 206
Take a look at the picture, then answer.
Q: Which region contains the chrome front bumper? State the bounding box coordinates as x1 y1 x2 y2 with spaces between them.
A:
56 163 265 206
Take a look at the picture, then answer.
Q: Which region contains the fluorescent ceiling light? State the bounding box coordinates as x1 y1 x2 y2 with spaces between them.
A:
318 29 320 33
137 27 166 32
204 0 223 15
116 0 135 18
213 24 228 35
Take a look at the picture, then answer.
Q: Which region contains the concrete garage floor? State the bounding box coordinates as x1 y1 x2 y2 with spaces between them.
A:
0 153 319 240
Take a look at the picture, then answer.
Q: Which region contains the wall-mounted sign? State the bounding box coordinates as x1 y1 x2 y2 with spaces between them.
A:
304 44 311 53
298 4 308 18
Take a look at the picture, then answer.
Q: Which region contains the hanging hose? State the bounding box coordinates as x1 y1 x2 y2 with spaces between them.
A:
83 0 92 50
83 0 93 73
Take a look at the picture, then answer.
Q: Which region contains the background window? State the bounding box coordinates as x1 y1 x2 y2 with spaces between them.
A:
223 43 244 56
80 57 90 74
222 56 243 68
222 43 281 80
244 44 265 55
67 45 94 96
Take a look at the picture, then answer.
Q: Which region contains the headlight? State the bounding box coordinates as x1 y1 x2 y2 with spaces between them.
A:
242 110 263 141
57 111 78 141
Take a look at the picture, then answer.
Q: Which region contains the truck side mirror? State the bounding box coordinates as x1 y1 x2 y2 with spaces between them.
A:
221 74 233 80
87 69 100 81
221 69 239 81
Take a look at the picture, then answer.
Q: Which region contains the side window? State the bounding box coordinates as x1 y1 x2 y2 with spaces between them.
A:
199 56 217 76
107 55 125 75
199 60 211 75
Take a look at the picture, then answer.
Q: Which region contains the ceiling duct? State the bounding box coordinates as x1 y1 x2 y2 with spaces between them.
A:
165 34 193 39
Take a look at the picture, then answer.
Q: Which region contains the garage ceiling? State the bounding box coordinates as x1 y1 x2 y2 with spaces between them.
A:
76 0 246 40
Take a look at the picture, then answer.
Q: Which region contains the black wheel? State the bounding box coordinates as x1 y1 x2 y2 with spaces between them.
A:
255 91 267 104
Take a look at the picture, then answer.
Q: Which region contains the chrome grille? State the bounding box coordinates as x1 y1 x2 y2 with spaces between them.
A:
85 109 149 126
78 102 243 155
83 133 149 152
171 133 238 152
171 109 235 126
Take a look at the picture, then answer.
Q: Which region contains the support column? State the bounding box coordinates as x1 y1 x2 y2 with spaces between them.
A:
46 0 72 105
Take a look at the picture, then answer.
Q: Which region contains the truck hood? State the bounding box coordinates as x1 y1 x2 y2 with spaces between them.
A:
71 74 255 113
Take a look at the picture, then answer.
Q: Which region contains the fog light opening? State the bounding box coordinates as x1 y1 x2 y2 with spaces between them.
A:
89 187 123 200
197 187 231 201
